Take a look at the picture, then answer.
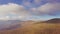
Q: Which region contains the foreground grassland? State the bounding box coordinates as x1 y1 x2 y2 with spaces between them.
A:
0 23 60 34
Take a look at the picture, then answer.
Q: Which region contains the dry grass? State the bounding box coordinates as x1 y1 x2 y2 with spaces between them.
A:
0 23 60 34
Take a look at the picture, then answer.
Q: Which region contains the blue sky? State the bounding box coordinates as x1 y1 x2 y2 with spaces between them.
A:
0 0 60 20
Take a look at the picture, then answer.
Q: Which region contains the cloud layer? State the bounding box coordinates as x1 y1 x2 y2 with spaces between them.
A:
0 0 60 20
22 0 60 16
37 3 60 15
0 3 30 20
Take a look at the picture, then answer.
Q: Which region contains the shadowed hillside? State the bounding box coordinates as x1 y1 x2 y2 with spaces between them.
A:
41 18 60 23
0 18 60 34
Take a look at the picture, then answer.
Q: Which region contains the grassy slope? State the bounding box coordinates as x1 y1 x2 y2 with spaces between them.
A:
0 23 60 34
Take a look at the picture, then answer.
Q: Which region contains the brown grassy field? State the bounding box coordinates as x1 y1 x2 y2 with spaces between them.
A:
0 23 60 34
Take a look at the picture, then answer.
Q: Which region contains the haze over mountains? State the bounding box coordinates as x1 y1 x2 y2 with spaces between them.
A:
0 18 60 34
0 18 59 30
0 20 36 30
0 20 22 30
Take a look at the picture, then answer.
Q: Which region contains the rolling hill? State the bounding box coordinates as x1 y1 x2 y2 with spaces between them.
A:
0 18 60 34
42 18 60 23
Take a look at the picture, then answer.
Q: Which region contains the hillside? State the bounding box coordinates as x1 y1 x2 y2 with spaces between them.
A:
0 23 60 34
0 18 60 34
41 18 60 23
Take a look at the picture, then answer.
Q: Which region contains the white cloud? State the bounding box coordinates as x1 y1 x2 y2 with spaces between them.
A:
0 3 30 20
37 3 60 15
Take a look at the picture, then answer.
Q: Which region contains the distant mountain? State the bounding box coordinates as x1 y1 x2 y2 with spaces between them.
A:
43 18 60 23
0 20 22 30
0 20 35 31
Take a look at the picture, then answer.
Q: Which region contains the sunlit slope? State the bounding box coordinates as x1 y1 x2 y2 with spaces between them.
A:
19 23 60 34
0 18 60 34
0 23 60 34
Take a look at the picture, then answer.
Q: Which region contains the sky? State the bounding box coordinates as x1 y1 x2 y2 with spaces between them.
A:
0 0 60 20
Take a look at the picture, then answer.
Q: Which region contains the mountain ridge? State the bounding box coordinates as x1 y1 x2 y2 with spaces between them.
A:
42 18 60 23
